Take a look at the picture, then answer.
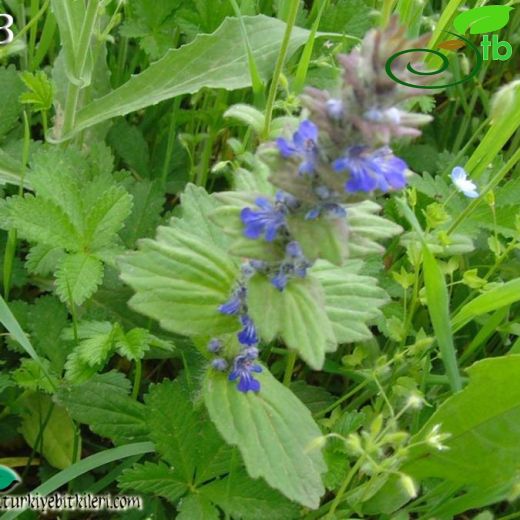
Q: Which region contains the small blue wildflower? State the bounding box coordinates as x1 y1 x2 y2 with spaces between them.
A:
326 99 345 120
286 241 303 258
276 120 319 175
270 242 312 291
305 203 347 220
451 166 479 198
315 185 332 200
271 270 289 291
305 207 322 220
229 351 262 393
250 260 267 270
240 197 286 242
333 146 408 193
237 315 259 346
211 358 228 371
275 190 301 210
207 338 222 353
219 285 246 315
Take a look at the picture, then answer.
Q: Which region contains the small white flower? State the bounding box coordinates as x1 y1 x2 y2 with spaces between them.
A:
451 166 479 198
426 423 451 451
406 392 426 410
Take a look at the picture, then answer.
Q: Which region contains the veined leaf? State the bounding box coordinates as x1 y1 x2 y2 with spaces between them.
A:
311 260 389 343
204 369 326 508
19 393 78 470
145 379 231 486
50 0 93 85
56 372 149 445
200 468 299 520
55 253 104 306
84 185 133 250
118 461 187 503
452 278 520 332
0 195 81 250
177 494 219 520
347 201 403 257
247 274 336 370
63 16 318 138
407 355 520 487
119 224 239 338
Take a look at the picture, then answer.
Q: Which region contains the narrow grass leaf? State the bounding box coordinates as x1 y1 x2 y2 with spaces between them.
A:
422 244 462 392
452 278 520 332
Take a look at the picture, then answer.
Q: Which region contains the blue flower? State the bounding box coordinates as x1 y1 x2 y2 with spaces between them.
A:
451 166 479 198
229 351 262 393
305 203 347 220
237 315 259 346
271 270 289 291
269 242 312 291
276 120 319 175
286 241 303 258
333 146 408 193
207 338 222 353
275 190 300 210
240 197 286 242
211 358 228 371
326 99 345 120
219 285 246 315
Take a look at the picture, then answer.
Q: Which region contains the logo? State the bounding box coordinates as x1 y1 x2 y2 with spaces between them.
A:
0 466 21 494
386 5 514 89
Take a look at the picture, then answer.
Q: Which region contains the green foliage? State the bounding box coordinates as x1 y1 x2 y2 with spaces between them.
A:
0 146 132 305
56 372 149 445
64 16 315 138
19 392 78 470
19 71 53 112
320 0 373 38
62 320 171 382
0 66 24 141
118 461 188 502
119 187 239 338
204 369 326 508
1 3 519 518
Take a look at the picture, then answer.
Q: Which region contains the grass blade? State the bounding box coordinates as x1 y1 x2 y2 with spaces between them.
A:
422 244 462 392
452 278 520 333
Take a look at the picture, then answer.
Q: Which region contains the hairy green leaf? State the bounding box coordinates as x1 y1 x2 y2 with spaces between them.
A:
64 16 317 138
55 253 104 306
119 223 239 338
247 274 336 370
204 369 326 508
56 372 149 445
118 461 187 502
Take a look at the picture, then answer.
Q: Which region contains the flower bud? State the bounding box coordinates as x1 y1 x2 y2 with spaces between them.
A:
491 80 520 124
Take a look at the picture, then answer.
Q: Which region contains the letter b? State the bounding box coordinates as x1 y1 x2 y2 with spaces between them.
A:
492 34 512 61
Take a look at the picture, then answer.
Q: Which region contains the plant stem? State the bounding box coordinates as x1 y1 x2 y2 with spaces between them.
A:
61 0 99 137
325 457 364 519
3 112 30 300
132 359 142 400
262 0 300 139
314 379 371 419
283 350 297 386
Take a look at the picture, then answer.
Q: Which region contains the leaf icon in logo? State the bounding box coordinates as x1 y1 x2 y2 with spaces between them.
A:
0 466 21 493
437 39 466 51
453 5 513 34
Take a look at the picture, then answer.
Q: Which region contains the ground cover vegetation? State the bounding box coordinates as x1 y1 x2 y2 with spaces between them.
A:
0 0 519 518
